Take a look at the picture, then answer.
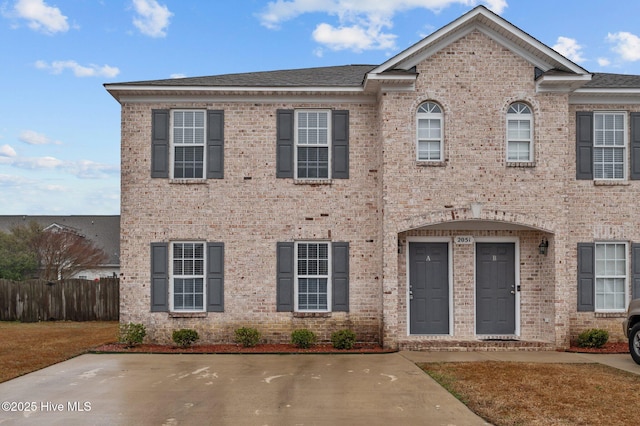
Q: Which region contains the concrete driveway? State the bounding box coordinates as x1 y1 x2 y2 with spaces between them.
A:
0 353 487 426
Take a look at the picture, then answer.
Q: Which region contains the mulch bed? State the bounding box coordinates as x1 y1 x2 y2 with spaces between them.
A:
92 341 630 355
92 343 393 354
566 341 629 354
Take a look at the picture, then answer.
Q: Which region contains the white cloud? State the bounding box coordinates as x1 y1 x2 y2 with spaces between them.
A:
132 0 172 38
0 144 17 157
1 154 119 179
597 57 611 67
12 0 69 34
18 129 61 145
258 0 507 52
552 36 585 63
35 60 120 78
170 73 187 79
313 22 396 52
607 32 640 62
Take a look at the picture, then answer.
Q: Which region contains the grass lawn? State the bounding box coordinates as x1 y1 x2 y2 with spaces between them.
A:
420 361 639 426
0 321 118 383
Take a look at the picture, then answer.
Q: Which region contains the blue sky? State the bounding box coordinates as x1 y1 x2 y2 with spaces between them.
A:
1 0 640 215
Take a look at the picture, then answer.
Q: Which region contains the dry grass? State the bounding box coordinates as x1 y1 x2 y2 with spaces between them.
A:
420 361 639 426
0 321 118 383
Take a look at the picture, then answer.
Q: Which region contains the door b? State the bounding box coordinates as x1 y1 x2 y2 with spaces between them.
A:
409 242 449 334
476 243 516 335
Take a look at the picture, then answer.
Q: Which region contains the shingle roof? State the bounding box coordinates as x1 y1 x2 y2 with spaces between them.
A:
584 73 640 89
118 65 377 88
0 215 120 265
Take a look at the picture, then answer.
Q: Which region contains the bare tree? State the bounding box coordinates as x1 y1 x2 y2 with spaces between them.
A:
33 227 109 281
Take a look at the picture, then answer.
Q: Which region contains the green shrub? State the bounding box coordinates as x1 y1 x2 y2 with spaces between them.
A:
576 328 609 348
331 329 357 350
119 322 146 346
234 327 261 347
291 329 317 348
172 329 200 348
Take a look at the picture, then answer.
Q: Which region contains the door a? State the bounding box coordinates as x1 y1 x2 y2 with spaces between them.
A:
476 242 516 335
409 242 449 334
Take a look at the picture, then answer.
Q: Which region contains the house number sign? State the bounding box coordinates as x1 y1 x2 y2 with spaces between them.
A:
455 236 474 244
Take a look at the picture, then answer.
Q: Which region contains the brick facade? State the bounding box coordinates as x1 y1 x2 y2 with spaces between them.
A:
108 7 640 350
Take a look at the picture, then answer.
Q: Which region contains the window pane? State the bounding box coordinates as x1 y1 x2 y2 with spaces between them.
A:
595 243 626 310
297 243 329 311
297 147 329 178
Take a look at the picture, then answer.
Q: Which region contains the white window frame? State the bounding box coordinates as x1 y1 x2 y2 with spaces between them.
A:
294 241 331 312
169 241 206 312
416 101 443 161
594 242 628 313
170 110 206 180
506 102 533 162
593 111 627 181
294 110 331 180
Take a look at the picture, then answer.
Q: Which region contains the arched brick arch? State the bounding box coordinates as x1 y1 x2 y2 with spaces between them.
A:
396 206 554 234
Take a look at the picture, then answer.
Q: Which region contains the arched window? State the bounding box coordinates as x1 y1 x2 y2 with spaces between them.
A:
506 102 533 162
416 101 443 161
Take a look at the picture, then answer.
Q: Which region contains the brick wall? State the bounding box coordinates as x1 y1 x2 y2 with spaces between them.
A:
120 100 383 344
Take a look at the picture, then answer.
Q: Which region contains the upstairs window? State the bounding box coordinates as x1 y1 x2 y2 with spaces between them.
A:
594 112 626 180
416 102 443 161
173 111 205 179
295 110 331 179
506 102 533 162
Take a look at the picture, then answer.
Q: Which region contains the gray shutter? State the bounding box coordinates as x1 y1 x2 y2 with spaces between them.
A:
576 112 593 180
630 113 640 180
332 110 349 179
276 242 294 311
276 110 294 178
632 244 640 299
150 243 169 312
151 110 170 178
332 242 349 311
207 242 224 312
207 110 224 179
577 243 595 312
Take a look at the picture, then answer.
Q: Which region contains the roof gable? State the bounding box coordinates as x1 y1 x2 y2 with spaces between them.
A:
369 6 588 77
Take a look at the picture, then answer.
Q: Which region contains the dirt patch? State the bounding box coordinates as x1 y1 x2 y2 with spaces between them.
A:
93 342 391 354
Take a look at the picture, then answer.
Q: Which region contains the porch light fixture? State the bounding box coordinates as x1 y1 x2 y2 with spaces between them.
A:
538 238 549 255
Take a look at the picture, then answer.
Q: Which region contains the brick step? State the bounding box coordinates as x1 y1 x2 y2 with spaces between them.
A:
398 339 556 352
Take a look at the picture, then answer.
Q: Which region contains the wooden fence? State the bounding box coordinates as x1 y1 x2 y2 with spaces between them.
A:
0 278 119 322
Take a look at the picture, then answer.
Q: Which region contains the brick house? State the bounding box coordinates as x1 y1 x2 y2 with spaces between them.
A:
105 6 640 350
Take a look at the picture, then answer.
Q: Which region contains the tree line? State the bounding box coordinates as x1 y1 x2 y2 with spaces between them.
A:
0 222 108 281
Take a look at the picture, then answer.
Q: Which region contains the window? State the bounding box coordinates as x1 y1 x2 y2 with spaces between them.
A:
416 102 443 161
172 110 205 179
595 242 627 311
295 110 330 179
594 112 626 180
171 242 205 311
506 103 533 162
296 242 330 311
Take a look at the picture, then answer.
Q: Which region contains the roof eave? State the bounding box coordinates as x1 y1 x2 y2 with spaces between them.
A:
535 74 593 93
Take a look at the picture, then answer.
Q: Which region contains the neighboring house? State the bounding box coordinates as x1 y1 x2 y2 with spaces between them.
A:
105 6 640 350
0 215 120 280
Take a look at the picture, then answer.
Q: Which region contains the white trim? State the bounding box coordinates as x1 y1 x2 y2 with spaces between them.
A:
594 241 629 313
593 111 627 181
473 237 520 337
170 109 207 180
506 102 533 163
405 237 453 336
294 241 332 313
294 109 332 180
169 241 206 313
